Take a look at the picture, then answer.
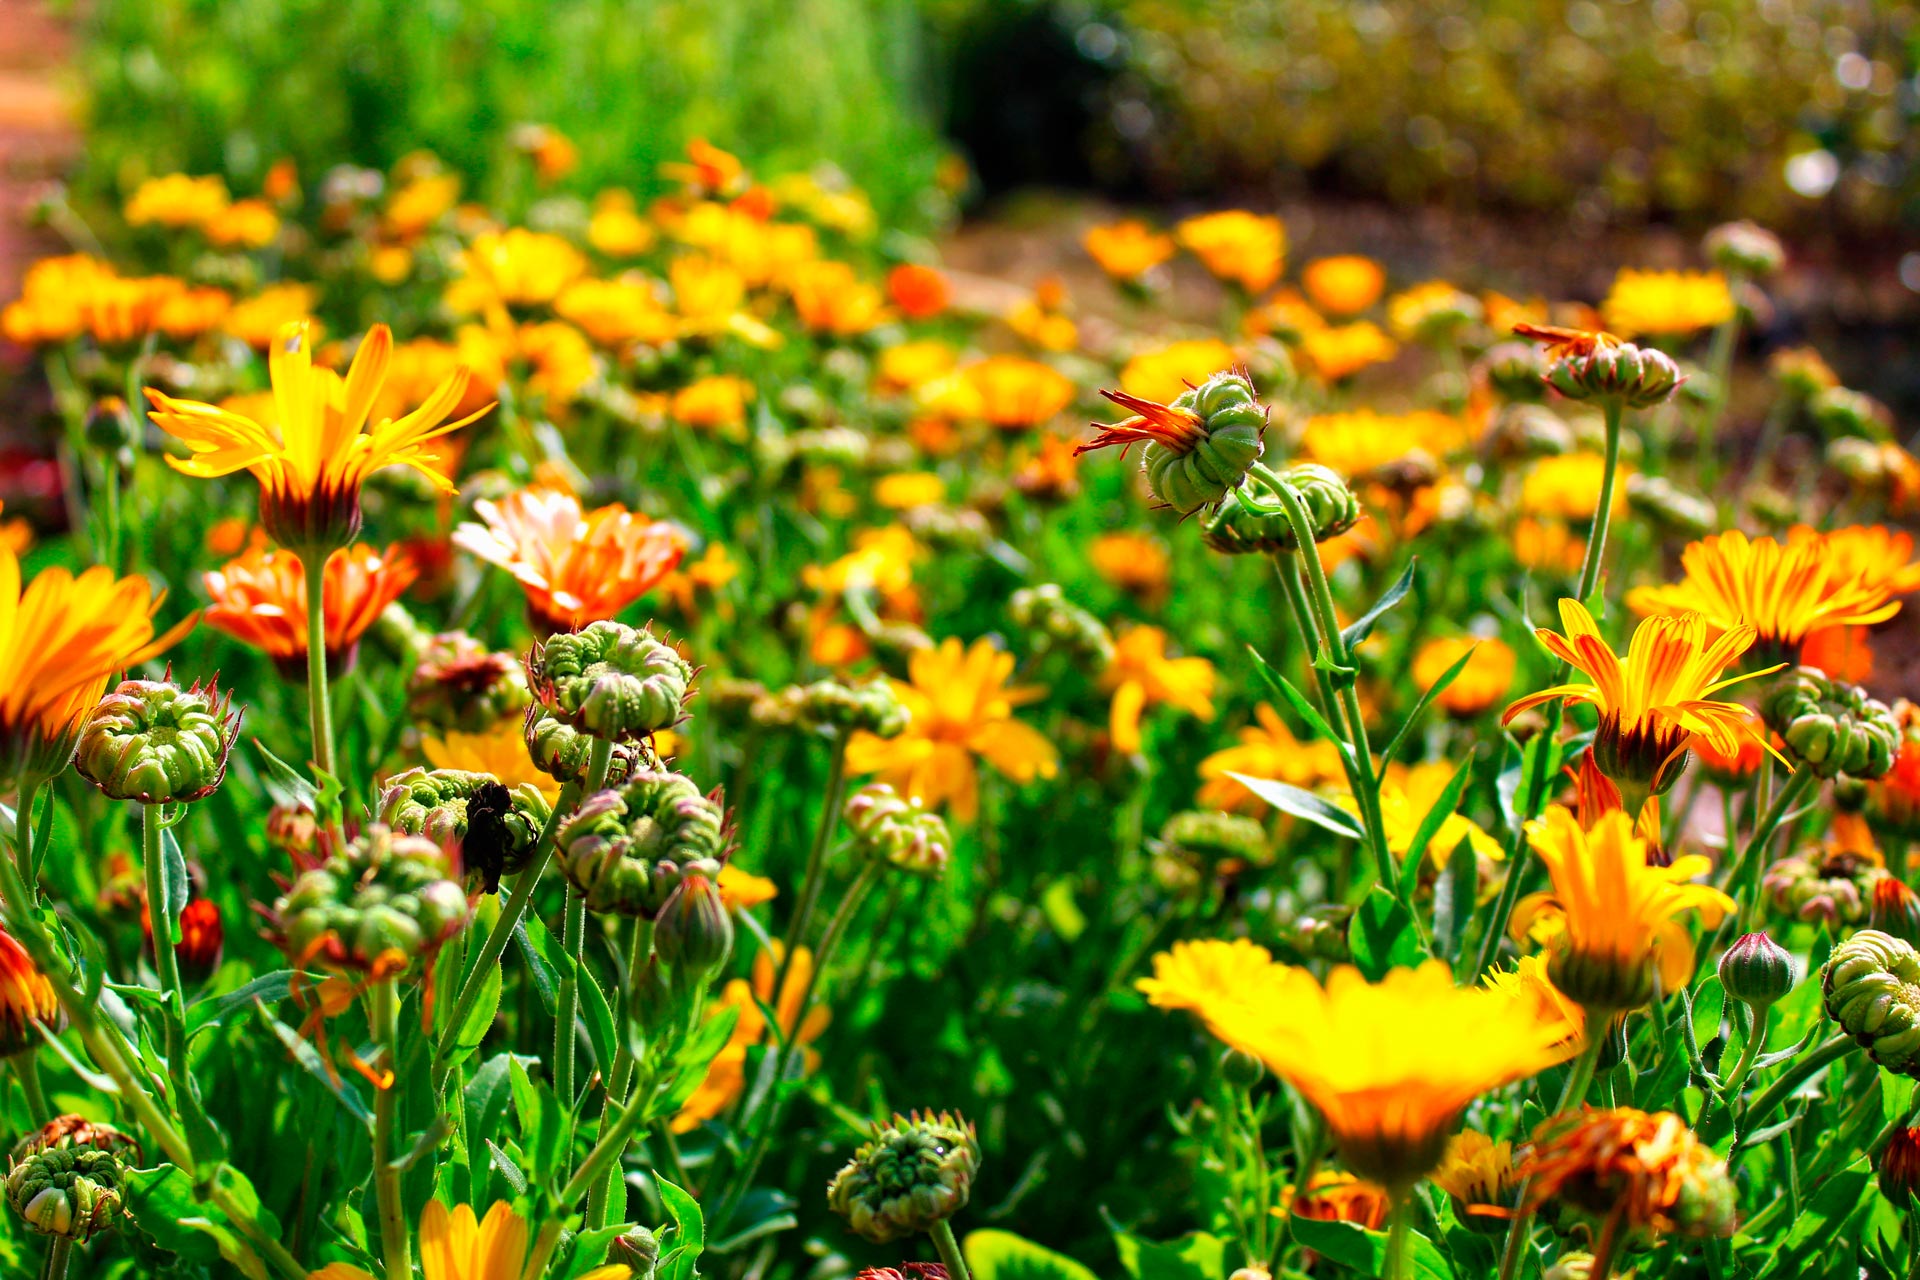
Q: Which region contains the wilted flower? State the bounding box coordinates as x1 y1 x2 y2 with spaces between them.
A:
1523 1108 1736 1237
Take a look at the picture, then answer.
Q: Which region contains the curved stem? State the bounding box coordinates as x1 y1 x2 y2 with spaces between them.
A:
302 552 336 779
1726 763 1816 934
370 981 410 1280
556 740 616 1109
930 1219 972 1280
141 804 188 1074
776 733 850 997
1571 399 1625 607
14 1055 48 1124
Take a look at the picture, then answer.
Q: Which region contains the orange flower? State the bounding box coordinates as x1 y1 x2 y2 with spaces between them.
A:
1299 321 1399 381
662 138 750 197
1083 220 1175 281
453 488 687 634
554 277 678 348
1197 703 1346 813
0 924 62 1056
670 375 755 434
960 357 1075 429
1176 211 1285 293
789 260 888 336
204 543 416 673
125 174 230 227
887 263 950 319
1117 339 1239 406
1301 256 1387 317
461 229 586 306
674 942 827 1133
203 199 281 249
1101 626 1216 754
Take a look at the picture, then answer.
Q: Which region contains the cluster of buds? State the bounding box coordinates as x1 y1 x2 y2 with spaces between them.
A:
378 767 553 893
524 706 648 788
75 677 241 804
653 872 734 991
1762 845 1887 927
270 826 472 971
6 1146 124 1241
749 678 910 738
1201 462 1359 556
1007 584 1114 668
1762 667 1900 780
827 1110 980 1243
1477 343 1551 404
528 621 693 744
554 770 729 916
1078 368 1267 514
844 784 952 878
1703 220 1785 278
1824 930 1920 1074
1517 325 1684 409
407 632 531 733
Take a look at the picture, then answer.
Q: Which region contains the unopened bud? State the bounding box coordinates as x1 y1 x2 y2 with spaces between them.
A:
1718 932 1795 1012
76 678 241 804
529 620 693 743
654 874 734 988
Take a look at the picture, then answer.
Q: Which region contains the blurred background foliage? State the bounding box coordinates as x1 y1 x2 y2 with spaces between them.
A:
74 0 1920 235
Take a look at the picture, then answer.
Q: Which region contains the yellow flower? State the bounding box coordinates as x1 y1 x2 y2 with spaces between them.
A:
460 228 586 306
876 340 957 393
1387 280 1482 343
1301 255 1387 317
670 375 755 435
1197 703 1346 813
1117 339 1239 406
382 174 461 240
224 283 322 350
1083 220 1175 280
421 724 562 803
1136 938 1284 1013
1176 210 1285 293
1521 453 1631 521
1088 531 1171 606
1335 761 1502 871
1482 953 1585 1058
1514 807 1734 1009
1430 1130 1522 1223
554 277 678 348
203 199 281 249
156 286 234 340
125 174 230 227
1627 528 1903 651
1146 951 1566 1189
789 259 887 336
673 943 828 1133
1299 409 1471 477
1601 269 1736 338
1786 523 1920 597
803 525 921 605
1100 626 1216 754
308 1199 629 1280
0 924 63 1057
1503 599 1775 808
874 472 946 511
959 357 1076 430
845 638 1058 823
147 321 486 552
657 542 739 619
1298 321 1398 381
669 254 747 328
717 863 777 911
1412 636 1516 717
587 189 656 257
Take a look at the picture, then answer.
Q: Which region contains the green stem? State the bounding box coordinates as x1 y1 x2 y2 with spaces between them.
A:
40 1237 71 1280
1497 1028 1608 1280
556 740 616 1108
208 1181 310 1280
1730 1033 1858 1166
1706 1004 1768 1127
1727 764 1816 934
1384 1197 1412 1280
585 917 654 1230
1572 398 1625 606
369 981 410 1280
302 552 336 778
14 776 39 888
1696 276 1745 489
14 1054 48 1124
1272 555 1351 740
1588 1203 1628 1280
141 804 188 1075
930 1219 972 1280
775 731 850 997
1270 1111 1324 1275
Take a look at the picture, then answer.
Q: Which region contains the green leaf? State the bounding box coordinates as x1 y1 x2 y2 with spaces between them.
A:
1691 977 1725 1055
444 963 502 1070
1288 1216 1454 1280
1382 643 1478 768
1769 931 1829 1052
658 1176 707 1280
1752 1157 1872 1279
124 1165 221 1264
186 970 299 1042
1350 886 1428 980
252 738 317 811
157 826 189 946
1224 773 1363 839
1433 838 1478 965
1112 1230 1227 1280
464 1053 523 1164
1248 648 1351 758
1040 880 1087 943
1398 755 1475 898
1340 559 1417 650
260 1006 374 1127
577 954 618 1080
964 1229 1101 1280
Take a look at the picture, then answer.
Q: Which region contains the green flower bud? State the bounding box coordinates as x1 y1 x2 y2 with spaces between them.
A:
1201 464 1359 556
1762 849 1886 927
407 632 531 733
903 505 991 553
378 767 553 893
1828 437 1895 487
1544 338 1683 409
610 1228 660 1280
1488 403 1574 460
1287 904 1354 963
1007 584 1114 669
1718 932 1795 1012
826 1110 981 1243
1551 944 1658 1015
1219 1047 1265 1090
530 621 694 743
844 784 951 878
1824 929 1920 1075
555 770 729 916
764 679 910 738
1703 221 1785 278
1625 474 1715 537
269 826 472 971
84 397 137 456
1153 810 1270 867
75 678 240 804
1082 369 1267 515
6 1147 123 1241
654 874 734 989
1810 386 1894 442
1762 667 1900 780
525 706 648 787
1477 342 1550 404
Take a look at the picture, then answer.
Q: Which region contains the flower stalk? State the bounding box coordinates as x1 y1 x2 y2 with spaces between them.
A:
302 552 337 779
369 979 410 1280
140 803 188 1072
555 736 616 1106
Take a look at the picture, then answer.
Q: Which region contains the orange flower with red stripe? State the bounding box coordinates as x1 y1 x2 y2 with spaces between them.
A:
204 543 416 675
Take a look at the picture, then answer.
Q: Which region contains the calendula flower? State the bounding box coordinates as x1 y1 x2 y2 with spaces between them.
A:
1521 453 1631 521
673 943 828 1133
1299 409 1471 476
845 638 1058 823
1412 636 1516 717
1302 255 1387 317
203 199 281 249
554 277 678 348
461 228 586 306
790 259 888 336
382 174 461 240
1502 599 1775 812
124 174 230 228
0 925 62 1057
1515 807 1734 1012
1432 1130 1523 1226
1387 281 1483 344
1136 938 1284 1013
886 263 950 319
1788 524 1920 596
1601 269 1736 339
1100 625 1216 754
717 862 777 911
1 255 106 345
204 543 415 676
421 723 562 803
803 525 922 610
1006 278 1078 351
145 321 486 552
874 472 946 511
657 543 739 620
1335 761 1503 871
1013 434 1082 502
1083 220 1175 281
308 1199 630 1280
454 488 687 634
587 189 656 256
960 357 1076 429
512 122 579 183
1196 703 1346 813
1146 951 1565 1189
1286 1172 1392 1230
0 544 196 783
1482 953 1586 1057
876 340 957 393
663 138 749 197
155 287 233 340
1299 322 1398 381
670 375 754 434
1117 339 1239 405
1176 211 1285 293
224 283 321 350
1088 531 1171 605
1522 1108 1736 1238
1627 529 1903 656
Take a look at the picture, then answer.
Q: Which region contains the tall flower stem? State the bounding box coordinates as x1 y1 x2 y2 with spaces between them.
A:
1725 763 1816 934
1571 399 1625 608
1497 1025 1609 1280
1383 1197 1413 1280
301 552 336 779
369 980 411 1280
1730 1033 1858 1167
930 1219 973 1280
40 1237 71 1280
1696 274 1745 490
556 738 616 1108
583 917 654 1231
775 731 850 997
14 1055 48 1121
141 803 188 1072
13 776 39 886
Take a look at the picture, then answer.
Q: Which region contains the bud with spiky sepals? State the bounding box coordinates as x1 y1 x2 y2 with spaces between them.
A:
407 631 531 733
75 677 241 804
767 679 910 738
377 767 553 893
1811 386 1895 442
1078 368 1267 514
1880 1128 1920 1205
1824 929 1920 1075
529 620 694 744
268 825 472 972
1153 810 1270 868
827 1110 981 1243
1763 848 1887 927
1007 584 1114 668
524 705 647 789
1719 932 1795 1013
1762 667 1900 780
1287 904 1354 963
554 770 729 917
610 1228 660 1280
0 927 61 1059
1872 880 1920 950
1201 463 1359 556
1626 474 1716 537
843 784 951 878
12 1117 138 1165
654 873 734 989
1520 326 1684 409
1703 220 1785 278
6 1147 123 1241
